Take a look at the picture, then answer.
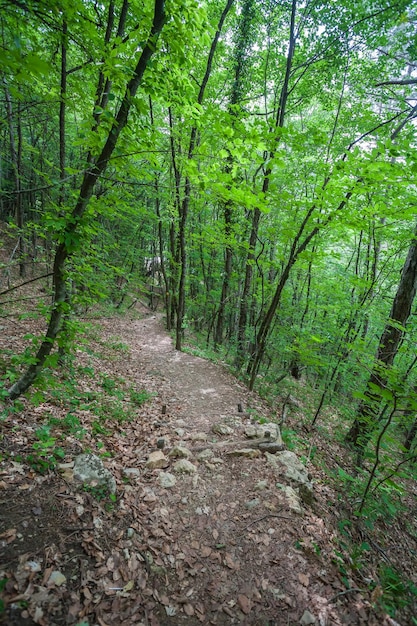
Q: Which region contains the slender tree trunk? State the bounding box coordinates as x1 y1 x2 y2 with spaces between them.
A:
57 18 71 362
214 0 255 347
246 177 360 389
245 102 417 390
16 102 24 277
235 207 261 367
214 228 233 346
149 97 171 323
3 82 25 276
59 19 67 204
91 0 114 133
7 0 167 399
175 0 235 351
167 106 182 330
401 376 417 452
299 242 316 327
236 0 297 369
404 418 417 452
346 224 417 452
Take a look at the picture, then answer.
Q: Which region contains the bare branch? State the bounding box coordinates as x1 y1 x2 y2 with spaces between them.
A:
376 78 417 87
0 273 53 298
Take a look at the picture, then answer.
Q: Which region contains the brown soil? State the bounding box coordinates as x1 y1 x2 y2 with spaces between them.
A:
0 305 412 625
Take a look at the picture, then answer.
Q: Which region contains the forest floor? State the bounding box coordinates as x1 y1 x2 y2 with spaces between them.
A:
0 302 415 625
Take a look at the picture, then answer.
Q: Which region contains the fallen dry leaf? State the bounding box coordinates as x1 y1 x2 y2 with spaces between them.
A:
298 572 310 586
200 545 212 557
0 528 17 543
183 603 194 616
224 553 237 569
237 593 251 614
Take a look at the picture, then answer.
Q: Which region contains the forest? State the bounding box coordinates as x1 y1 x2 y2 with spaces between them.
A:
1 0 417 623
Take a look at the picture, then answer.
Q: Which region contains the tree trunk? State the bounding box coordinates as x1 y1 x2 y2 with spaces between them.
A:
404 418 417 452
236 207 261 368
214 0 255 347
346 224 417 451
236 0 297 369
7 0 167 399
150 97 171 323
175 0 235 351
244 105 417 389
59 19 67 205
57 18 71 363
167 106 181 330
3 82 25 277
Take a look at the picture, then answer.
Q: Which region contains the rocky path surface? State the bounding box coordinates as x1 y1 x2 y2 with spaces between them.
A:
130 313 269 431
1 309 394 626
86 313 356 626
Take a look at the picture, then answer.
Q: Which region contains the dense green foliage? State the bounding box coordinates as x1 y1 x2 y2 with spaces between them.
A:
0 3 416 401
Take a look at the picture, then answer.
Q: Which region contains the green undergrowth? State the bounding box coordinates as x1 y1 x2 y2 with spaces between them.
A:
1 329 154 471
82 482 117 510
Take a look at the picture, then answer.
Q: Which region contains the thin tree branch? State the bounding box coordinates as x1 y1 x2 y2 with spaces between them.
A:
0 273 53 297
376 78 417 87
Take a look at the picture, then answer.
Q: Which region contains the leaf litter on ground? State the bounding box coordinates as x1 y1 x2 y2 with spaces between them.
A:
0 305 415 625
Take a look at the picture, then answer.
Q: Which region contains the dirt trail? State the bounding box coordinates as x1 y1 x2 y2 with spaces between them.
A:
1 308 393 626
125 313 269 431
90 312 361 626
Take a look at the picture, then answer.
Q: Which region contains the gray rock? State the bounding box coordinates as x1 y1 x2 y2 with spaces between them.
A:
221 415 243 426
245 498 261 510
298 483 314 505
197 448 214 461
146 450 169 469
276 483 303 514
142 486 157 501
270 588 287 601
244 426 258 438
212 423 234 436
266 451 313 493
122 468 140 478
259 441 285 453
300 609 316 625
254 480 269 491
168 445 193 459
159 472 177 488
173 459 197 474
255 422 283 443
73 453 116 494
195 505 210 515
